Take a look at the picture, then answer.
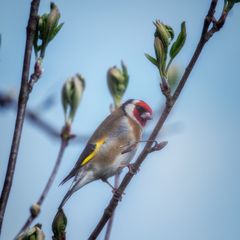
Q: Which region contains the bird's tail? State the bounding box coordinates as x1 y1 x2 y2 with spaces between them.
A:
58 184 74 210
58 170 94 209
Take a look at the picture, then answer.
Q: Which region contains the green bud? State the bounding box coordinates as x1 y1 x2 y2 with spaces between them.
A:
61 74 85 124
69 74 85 122
154 36 166 72
167 65 181 89
107 61 129 107
154 20 170 49
17 224 45 240
153 20 174 76
52 209 67 240
34 2 64 58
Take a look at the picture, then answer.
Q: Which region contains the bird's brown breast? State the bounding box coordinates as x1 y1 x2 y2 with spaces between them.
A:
90 115 142 171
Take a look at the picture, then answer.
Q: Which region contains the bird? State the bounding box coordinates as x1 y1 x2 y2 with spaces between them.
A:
58 99 152 209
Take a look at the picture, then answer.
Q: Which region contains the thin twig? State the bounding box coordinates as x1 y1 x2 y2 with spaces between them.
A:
15 135 69 238
88 1 232 239
0 92 88 142
0 0 40 235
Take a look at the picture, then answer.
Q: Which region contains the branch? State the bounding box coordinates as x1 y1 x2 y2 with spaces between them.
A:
15 125 72 238
104 172 120 240
0 91 59 139
88 1 231 239
0 0 40 235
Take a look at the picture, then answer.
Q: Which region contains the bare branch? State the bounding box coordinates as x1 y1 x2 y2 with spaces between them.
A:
0 0 40 234
15 133 69 238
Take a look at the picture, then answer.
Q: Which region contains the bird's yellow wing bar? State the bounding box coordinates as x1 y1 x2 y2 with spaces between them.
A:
81 138 105 166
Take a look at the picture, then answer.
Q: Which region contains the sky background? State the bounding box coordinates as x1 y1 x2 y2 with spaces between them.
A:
0 0 240 239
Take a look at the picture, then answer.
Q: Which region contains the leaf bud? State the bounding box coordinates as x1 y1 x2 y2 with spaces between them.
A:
107 61 129 107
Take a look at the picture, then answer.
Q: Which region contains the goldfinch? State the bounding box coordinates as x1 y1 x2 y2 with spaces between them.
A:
59 99 152 209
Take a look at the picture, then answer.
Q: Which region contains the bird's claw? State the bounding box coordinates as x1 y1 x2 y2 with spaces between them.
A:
112 188 125 201
127 163 139 175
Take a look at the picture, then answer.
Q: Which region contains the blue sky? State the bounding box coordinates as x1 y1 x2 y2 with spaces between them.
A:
0 0 240 239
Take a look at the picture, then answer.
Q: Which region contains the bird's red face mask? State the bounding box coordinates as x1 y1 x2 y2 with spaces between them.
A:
133 101 153 127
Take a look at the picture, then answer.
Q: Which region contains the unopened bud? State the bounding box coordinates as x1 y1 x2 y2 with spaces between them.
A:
52 209 67 240
34 58 43 78
30 204 41 217
167 65 181 89
17 224 45 240
107 61 129 107
48 3 61 28
154 37 165 65
61 74 85 124
153 20 174 74
154 20 171 49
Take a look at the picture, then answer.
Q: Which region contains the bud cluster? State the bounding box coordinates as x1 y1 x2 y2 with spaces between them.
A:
34 2 64 59
107 61 129 107
61 74 85 125
145 20 186 91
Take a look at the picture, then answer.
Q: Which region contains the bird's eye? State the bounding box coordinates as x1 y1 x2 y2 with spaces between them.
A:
136 105 145 113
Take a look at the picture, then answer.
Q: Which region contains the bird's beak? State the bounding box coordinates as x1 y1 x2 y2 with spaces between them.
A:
141 112 152 120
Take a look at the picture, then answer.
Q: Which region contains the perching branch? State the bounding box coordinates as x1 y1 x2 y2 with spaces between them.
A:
88 1 231 239
104 172 120 240
0 0 40 234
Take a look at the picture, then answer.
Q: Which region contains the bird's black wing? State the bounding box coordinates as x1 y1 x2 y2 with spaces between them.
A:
59 143 97 185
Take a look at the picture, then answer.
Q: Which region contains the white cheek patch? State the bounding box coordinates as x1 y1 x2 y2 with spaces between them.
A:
124 100 144 127
124 103 136 122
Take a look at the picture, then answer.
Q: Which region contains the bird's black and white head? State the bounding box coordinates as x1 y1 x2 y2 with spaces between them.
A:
122 99 153 127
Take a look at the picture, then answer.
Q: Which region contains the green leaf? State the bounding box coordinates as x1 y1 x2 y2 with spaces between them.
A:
145 53 158 67
49 22 64 42
170 21 186 60
165 25 175 41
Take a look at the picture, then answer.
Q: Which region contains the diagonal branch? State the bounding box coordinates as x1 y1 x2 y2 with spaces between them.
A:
0 0 40 235
88 0 233 239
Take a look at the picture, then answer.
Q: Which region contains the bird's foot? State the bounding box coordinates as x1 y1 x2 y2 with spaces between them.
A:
120 142 138 154
112 188 124 201
101 178 125 201
127 163 139 175
119 163 139 175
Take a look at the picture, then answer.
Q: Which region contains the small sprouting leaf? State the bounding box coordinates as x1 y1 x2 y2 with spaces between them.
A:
224 0 239 11
145 53 158 67
49 22 64 42
165 25 175 40
170 21 186 60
